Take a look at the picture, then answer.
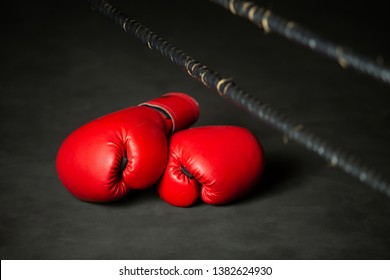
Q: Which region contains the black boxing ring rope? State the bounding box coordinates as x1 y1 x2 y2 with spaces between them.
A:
85 0 390 198
211 0 390 85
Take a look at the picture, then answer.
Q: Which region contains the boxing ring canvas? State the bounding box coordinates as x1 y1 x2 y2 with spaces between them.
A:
1 0 390 259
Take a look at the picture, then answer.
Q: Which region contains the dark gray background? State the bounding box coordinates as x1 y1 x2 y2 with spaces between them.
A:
1 0 390 259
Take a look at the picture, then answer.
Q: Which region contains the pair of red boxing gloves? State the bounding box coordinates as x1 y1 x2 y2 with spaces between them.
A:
56 93 264 207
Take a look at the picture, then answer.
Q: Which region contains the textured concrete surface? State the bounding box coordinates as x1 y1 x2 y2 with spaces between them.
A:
1 0 390 259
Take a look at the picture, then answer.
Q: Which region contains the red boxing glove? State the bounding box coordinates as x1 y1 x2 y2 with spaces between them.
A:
158 126 264 207
56 93 199 203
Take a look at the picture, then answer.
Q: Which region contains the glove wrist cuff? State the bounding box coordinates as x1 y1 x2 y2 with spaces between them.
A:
140 92 199 133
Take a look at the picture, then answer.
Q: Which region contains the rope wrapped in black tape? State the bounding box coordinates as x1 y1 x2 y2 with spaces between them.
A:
210 0 390 85
85 0 390 198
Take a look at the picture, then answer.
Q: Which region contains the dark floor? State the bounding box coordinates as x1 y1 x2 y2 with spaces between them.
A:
1 0 390 259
